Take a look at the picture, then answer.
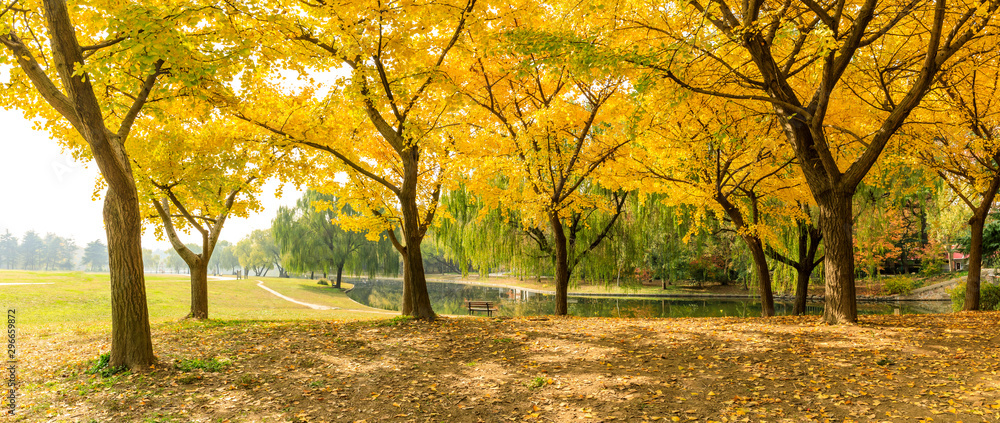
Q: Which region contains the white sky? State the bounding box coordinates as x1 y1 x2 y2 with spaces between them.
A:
0 108 301 250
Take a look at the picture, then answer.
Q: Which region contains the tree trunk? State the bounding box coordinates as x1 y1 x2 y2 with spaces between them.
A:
965 214 986 311
794 221 823 316
818 191 857 324
716 194 774 317
29 0 159 371
401 236 435 319
392 145 438 320
745 238 774 317
104 187 156 369
335 263 344 289
551 213 571 316
188 259 209 319
793 265 811 315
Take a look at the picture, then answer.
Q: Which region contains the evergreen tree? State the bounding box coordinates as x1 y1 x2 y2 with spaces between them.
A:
81 240 109 272
0 230 18 270
19 230 44 270
42 233 76 270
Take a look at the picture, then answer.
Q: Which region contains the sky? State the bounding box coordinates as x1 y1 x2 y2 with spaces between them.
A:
0 108 302 251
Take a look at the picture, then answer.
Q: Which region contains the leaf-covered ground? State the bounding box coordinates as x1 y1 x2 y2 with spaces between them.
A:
10 312 1000 422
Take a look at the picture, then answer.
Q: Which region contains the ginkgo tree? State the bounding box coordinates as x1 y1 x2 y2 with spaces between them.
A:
634 95 804 317
223 0 479 320
133 102 290 320
914 52 1000 310
454 4 640 315
615 0 1000 323
0 0 245 368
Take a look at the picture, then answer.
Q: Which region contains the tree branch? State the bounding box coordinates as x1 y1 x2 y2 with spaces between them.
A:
117 59 164 141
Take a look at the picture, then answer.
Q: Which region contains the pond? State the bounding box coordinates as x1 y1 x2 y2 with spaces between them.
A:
344 278 953 318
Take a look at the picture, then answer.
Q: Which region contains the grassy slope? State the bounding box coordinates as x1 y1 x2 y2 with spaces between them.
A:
0 270 390 333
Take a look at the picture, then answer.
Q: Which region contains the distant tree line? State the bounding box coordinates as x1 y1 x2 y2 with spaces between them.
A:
0 229 109 271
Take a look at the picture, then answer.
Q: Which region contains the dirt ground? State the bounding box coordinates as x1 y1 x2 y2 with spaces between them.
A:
11 312 1000 422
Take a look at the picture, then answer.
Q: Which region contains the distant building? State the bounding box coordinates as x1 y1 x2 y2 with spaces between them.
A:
945 248 969 272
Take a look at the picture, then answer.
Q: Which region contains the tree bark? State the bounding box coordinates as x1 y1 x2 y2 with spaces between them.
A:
335 262 344 289
792 221 822 315
388 144 438 320
965 214 986 311
104 187 156 369
818 191 857 324
401 235 435 319
793 265 811 315
745 238 774 317
551 212 571 316
188 260 209 319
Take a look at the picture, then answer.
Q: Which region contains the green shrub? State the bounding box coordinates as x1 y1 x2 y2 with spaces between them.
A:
86 352 127 377
949 282 1000 311
987 283 1000 310
317 279 329 286
919 259 943 277
881 276 922 296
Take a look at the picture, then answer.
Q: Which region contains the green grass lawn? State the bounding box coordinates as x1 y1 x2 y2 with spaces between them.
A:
0 269 391 333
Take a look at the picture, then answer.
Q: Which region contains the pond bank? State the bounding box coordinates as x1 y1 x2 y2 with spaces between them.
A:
344 277 954 317
354 275 952 303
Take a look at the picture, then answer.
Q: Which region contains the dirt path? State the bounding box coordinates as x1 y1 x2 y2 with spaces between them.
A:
255 280 397 315
898 276 963 300
255 280 339 310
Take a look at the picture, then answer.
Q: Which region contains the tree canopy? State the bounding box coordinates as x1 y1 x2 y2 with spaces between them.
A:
5 0 1000 332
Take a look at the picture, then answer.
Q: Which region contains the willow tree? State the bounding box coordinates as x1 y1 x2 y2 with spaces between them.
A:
455 4 639 315
224 0 480 320
273 190 397 287
765 203 823 315
136 106 286 319
618 0 1000 323
0 0 242 368
235 229 279 277
432 183 630 285
915 52 1000 310
635 96 804 317
416 185 528 279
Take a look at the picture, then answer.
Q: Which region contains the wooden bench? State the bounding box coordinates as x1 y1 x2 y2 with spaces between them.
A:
465 300 499 317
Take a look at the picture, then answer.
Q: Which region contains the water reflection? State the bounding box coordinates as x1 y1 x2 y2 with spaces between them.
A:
345 278 952 318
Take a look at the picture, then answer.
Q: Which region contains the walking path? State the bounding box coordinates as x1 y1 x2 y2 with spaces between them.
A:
895 269 999 301
254 280 397 315
255 280 338 310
